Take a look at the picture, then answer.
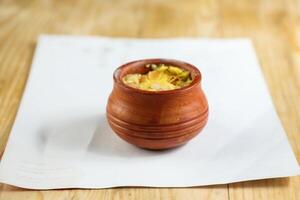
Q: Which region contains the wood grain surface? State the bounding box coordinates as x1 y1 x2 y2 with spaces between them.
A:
0 0 299 199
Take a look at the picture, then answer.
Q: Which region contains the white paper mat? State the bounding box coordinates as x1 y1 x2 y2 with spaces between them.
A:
0 36 299 189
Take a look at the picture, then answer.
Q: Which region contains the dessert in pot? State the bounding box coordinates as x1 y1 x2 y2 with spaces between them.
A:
106 59 209 150
122 64 193 91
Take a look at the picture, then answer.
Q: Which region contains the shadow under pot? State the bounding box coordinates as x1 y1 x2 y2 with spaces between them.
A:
106 58 209 150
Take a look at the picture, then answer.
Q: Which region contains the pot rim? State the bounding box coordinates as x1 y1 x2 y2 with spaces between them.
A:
113 58 202 95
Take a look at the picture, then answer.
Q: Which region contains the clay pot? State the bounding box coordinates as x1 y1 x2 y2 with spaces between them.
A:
106 59 209 150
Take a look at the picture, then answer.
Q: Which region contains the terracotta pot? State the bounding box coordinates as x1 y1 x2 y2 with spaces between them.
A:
106 59 209 150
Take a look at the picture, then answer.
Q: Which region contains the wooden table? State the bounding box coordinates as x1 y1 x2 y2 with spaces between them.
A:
0 0 299 199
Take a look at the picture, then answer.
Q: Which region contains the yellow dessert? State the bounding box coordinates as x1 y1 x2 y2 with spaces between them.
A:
122 64 193 91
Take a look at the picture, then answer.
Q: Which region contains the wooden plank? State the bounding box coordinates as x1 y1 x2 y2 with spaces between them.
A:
0 0 299 199
0 185 227 200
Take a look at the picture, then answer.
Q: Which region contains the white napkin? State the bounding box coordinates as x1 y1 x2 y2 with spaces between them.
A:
0 36 299 189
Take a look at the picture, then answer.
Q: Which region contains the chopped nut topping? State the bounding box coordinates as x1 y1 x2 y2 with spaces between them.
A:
122 64 193 91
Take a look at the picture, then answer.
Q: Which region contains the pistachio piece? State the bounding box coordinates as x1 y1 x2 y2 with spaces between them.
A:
168 66 183 75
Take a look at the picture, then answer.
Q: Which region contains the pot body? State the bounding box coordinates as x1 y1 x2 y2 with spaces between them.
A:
106 59 209 150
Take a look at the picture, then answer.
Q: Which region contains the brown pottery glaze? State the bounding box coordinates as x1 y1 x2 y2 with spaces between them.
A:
106 59 209 150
